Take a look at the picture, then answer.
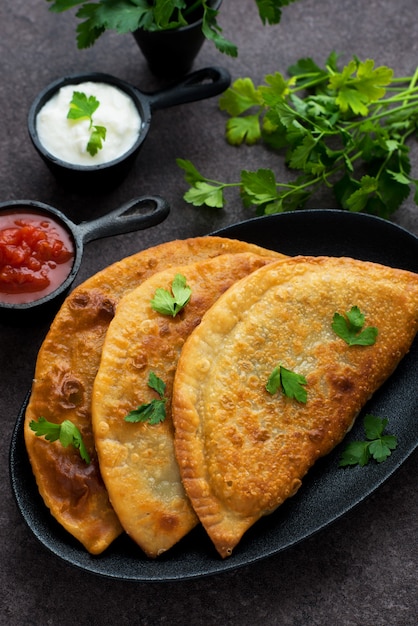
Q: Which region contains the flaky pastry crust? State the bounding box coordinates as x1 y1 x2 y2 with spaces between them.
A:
172 256 418 558
92 252 278 557
24 237 283 554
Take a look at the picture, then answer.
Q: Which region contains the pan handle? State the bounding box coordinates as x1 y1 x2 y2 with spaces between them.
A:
76 196 170 244
145 66 231 112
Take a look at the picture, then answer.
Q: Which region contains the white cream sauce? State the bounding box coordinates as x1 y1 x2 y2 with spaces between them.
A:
36 82 142 166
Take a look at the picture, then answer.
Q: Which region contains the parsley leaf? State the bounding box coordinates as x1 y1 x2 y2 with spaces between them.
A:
176 158 207 185
329 58 393 116
201 3 237 58
124 398 166 425
29 417 91 464
219 77 263 116
150 273 192 316
226 114 261 145
67 91 107 156
176 160 229 208
339 414 398 467
184 182 225 208
332 306 378 346
266 365 308 403
124 372 167 425
241 169 279 204
148 370 166 397
255 0 300 25
67 90 99 120
87 124 106 156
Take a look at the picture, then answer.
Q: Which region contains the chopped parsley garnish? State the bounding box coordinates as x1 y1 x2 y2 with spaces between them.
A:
29 417 90 464
124 372 167 425
339 414 398 467
332 305 378 346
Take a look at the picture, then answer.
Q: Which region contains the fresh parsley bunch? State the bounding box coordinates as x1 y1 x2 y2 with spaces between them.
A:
46 0 298 54
179 52 418 218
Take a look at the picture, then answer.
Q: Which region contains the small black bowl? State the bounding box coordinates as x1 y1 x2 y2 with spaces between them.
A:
133 0 223 78
27 66 231 191
0 196 169 324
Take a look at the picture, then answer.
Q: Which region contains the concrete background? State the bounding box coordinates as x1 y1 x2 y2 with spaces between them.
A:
1 1 417 624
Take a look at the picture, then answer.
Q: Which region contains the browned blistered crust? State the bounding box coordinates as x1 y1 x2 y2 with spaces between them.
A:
172 256 418 558
24 237 283 555
92 252 278 557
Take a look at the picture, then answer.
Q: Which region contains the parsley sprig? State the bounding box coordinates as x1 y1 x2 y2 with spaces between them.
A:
332 306 378 346
178 53 418 219
29 417 91 464
125 372 167 425
150 274 192 317
339 414 398 467
266 365 308 403
67 91 106 156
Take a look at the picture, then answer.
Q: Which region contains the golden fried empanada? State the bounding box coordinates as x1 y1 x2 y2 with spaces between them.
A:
172 256 418 558
92 252 278 557
24 237 283 554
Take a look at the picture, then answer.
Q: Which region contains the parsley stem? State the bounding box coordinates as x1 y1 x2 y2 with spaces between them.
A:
201 177 240 190
343 98 418 132
387 70 418 86
402 68 418 109
373 92 418 106
288 75 329 93
183 0 204 17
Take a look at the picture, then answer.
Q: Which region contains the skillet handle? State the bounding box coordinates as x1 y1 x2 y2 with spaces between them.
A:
77 196 170 244
146 66 231 111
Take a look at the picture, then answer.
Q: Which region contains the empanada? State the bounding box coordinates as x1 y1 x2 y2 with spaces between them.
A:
92 252 278 557
24 237 282 554
172 256 418 558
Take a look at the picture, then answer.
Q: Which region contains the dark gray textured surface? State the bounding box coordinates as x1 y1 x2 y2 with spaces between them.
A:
1 1 417 624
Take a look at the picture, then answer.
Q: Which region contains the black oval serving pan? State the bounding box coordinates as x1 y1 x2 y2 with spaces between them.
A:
9 209 418 581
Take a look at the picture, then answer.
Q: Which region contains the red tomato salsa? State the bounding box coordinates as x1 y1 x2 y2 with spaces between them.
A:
0 211 74 304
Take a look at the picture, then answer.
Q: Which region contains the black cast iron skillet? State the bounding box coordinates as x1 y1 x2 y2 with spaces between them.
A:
0 196 169 321
8 210 418 580
27 67 231 190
